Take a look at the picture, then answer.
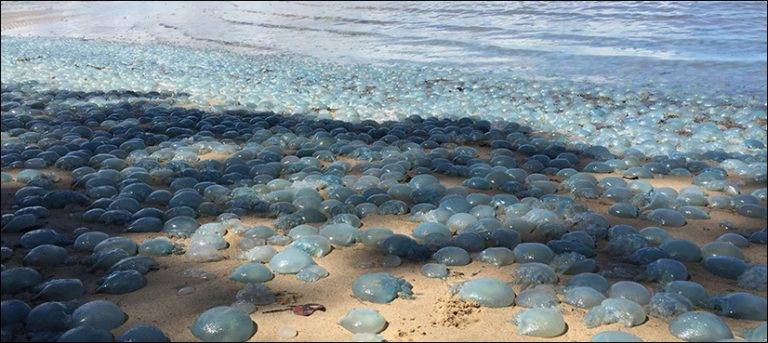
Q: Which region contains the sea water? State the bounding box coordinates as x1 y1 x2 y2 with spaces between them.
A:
1 1 766 157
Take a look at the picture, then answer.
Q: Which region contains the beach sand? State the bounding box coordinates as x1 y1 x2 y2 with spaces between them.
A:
1 152 765 342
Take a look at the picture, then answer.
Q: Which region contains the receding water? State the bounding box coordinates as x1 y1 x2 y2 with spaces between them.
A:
3 1 766 96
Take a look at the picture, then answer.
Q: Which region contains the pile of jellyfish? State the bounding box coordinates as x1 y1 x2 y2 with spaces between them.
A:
1 36 766 342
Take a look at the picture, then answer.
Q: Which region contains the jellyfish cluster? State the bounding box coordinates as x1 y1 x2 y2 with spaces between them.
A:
1 35 766 342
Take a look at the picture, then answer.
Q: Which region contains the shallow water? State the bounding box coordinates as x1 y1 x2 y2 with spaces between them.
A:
2 1 766 96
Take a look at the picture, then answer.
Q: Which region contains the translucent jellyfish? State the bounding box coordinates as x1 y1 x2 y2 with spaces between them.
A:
628 247 670 265
639 227 672 246
19 228 69 248
1 267 43 294
421 263 449 279
649 292 693 320
88 248 131 272
26 301 72 332
162 216 199 238
352 273 413 304
679 206 710 220
1 299 31 327
23 244 69 267
604 234 649 257
289 235 333 257
359 227 394 247
240 246 278 263
511 263 558 288
484 229 521 250
660 240 702 262
608 203 639 218
0 246 11 262
737 264 767 291
751 228 767 244
550 252 597 274
319 223 359 247
646 209 686 227
235 283 276 306
439 195 473 213
117 324 170 342
701 241 745 260
432 246 471 266
563 286 606 309
608 281 652 306
3 214 37 232
108 256 158 274
94 236 138 255
637 258 688 283
413 222 452 241
590 331 642 342
669 311 732 342
294 264 327 282
566 273 610 294
447 213 478 234
32 278 85 301
190 306 256 342
608 225 639 240
547 238 596 258
450 232 486 252
266 235 292 246
268 247 315 274
513 243 555 264
476 247 515 266
126 217 163 233
663 281 712 308
96 270 147 294
72 300 127 330
583 298 647 328
229 263 274 284
139 237 184 256
738 323 766 342
702 256 748 280
58 326 114 342
516 288 559 309
713 292 767 321
453 277 515 308
511 308 567 338
716 233 749 248
288 225 320 240
338 308 387 334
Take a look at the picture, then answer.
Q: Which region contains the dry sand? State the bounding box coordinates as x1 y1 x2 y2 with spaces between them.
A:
1 152 766 342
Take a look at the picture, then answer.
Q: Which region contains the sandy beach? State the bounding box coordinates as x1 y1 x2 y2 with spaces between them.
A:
1 155 765 341
1 2 766 342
